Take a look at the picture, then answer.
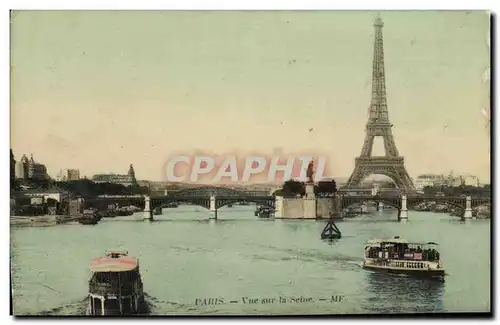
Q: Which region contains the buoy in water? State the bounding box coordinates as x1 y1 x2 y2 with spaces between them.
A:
321 218 342 240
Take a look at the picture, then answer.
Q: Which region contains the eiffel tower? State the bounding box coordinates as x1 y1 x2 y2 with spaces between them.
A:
345 16 415 190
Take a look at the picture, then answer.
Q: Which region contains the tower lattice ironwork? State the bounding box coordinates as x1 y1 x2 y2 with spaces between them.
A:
345 16 414 190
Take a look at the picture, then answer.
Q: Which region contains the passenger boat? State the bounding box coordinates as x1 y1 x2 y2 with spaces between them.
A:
363 237 444 277
254 206 274 218
78 209 101 225
87 251 145 315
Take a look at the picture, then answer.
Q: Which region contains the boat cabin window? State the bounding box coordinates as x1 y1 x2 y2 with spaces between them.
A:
92 270 138 285
104 299 120 315
92 297 102 315
366 246 382 258
371 242 440 262
122 297 132 314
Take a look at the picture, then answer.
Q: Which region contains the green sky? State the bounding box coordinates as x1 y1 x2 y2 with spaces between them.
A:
10 10 491 182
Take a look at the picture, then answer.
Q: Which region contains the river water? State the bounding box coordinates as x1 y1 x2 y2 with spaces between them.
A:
10 205 491 315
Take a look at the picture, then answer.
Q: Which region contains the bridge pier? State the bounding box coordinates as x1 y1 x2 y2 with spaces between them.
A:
463 196 473 220
377 201 384 211
143 196 152 221
303 183 317 219
210 195 217 220
274 196 283 218
398 195 408 221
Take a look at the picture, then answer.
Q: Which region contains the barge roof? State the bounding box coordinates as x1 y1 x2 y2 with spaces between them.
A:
90 251 139 272
365 238 439 246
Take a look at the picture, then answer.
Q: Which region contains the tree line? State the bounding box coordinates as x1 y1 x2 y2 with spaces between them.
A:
13 177 150 197
56 179 150 197
273 179 338 197
422 184 491 198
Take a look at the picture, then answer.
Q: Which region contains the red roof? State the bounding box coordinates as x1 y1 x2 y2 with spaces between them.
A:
90 252 139 273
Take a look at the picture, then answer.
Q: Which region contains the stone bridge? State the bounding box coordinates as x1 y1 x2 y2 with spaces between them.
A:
83 188 490 222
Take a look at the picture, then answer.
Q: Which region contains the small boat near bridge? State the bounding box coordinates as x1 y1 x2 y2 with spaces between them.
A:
78 209 101 225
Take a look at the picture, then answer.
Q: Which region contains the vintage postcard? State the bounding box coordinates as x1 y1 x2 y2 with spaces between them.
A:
9 10 491 316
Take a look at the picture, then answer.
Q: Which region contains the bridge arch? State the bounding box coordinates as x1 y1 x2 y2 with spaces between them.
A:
269 186 283 196
151 196 211 210
406 197 466 212
340 197 401 211
215 197 275 210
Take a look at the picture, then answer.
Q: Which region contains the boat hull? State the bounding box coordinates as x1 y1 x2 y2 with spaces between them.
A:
363 264 445 278
86 293 146 316
79 219 99 225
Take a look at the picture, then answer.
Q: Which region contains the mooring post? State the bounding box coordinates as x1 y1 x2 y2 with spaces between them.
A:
398 195 408 221
463 196 473 220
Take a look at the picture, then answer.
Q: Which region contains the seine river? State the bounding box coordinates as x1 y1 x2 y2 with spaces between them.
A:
10 205 490 315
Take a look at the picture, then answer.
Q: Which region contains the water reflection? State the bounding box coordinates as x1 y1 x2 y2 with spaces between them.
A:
323 238 341 246
362 272 445 313
275 220 301 232
34 293 156 316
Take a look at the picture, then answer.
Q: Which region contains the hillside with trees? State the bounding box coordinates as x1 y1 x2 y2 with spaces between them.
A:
56 179 150 197
13 177 150 197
